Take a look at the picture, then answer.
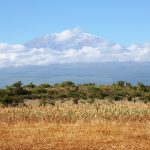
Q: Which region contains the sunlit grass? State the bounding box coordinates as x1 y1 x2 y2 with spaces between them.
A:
0 101 149 124
0 101 150 150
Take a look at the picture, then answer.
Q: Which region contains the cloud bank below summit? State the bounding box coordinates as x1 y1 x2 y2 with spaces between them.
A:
0 28 150 68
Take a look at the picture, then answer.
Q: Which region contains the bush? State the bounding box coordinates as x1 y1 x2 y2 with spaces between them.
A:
25 82 35 88
0 89 6 97
61 81 75 87
5 81 30 96
0 96 23 107
87 87 103 99
32 87 47 94
0 80 150 106
40 83 51 88
109 91 125 101
117 81 125 87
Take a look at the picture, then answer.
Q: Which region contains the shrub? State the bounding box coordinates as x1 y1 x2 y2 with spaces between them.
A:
5 81 29 96
0 89 6 97
32 87 47 94
25 82 35 88
109 91 125 101
117 81 125 87
61 81 75 87
87 87 103 99
0 96 23 107
40 83 51 88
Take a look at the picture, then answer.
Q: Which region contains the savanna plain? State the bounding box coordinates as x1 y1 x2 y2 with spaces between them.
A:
0 81 150 150
0 101 150 150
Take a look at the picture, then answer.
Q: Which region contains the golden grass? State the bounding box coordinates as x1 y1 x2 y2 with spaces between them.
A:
0 101 150 150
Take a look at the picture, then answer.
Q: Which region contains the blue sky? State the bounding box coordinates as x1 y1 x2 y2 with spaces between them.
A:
0 0 150 45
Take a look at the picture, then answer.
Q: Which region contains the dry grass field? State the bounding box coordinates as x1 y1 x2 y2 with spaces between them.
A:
0 101 150 150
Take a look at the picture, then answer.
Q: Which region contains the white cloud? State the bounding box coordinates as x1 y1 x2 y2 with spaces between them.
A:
0 29 150 68
0 43 150 68
54 28 81 42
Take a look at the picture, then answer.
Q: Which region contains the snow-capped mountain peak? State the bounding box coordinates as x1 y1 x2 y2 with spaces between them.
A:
24 28 108 50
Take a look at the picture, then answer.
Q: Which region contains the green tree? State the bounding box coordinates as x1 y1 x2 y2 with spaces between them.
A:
0 95 23 107
26 82 35 88
40 83 51 88
61 81 75 87
117 81 125 87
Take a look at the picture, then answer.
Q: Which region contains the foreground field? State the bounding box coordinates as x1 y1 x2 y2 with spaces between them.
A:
0 101 150 150
0 122 150 150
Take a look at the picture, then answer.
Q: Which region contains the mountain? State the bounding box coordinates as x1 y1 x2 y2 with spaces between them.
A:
0 28 150 69
24 28 115 50
0 62 150 87
0 28 150 86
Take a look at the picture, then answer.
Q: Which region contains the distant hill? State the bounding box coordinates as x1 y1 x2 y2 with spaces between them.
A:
0 62 150 87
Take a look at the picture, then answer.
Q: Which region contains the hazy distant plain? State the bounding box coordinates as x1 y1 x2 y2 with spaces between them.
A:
0 62 150 87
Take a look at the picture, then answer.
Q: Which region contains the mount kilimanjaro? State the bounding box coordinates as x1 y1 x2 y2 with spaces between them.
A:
0 28 150 86
24 28 121 51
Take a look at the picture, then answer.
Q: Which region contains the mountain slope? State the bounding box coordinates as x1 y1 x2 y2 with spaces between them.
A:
0 28 150 68
24 28 114 50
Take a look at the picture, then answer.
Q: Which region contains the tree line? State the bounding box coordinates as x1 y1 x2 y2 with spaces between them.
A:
0 80 150 106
